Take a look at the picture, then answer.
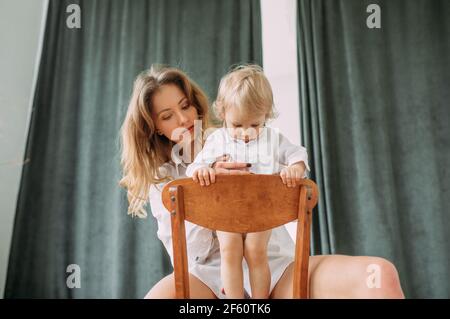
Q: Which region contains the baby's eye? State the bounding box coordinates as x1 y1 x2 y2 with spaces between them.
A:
251 124 261 128
233 124 242 128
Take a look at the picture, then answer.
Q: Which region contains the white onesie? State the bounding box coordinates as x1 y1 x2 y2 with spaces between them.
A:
186 126 310 177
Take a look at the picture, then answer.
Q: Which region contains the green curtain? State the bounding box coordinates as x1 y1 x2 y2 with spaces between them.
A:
298 0 450 298
5 0 262 298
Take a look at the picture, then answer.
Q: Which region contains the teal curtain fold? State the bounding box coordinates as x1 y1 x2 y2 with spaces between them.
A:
5 0 262 298
298 0 450 298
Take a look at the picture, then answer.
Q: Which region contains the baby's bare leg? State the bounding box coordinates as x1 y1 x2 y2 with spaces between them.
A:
244 230 271 299
217 231 245 299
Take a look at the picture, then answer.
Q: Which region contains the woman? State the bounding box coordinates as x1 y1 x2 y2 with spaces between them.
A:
120 65 405 298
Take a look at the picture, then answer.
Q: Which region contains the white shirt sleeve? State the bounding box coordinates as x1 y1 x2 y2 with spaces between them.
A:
186 129 226 177
149 183 214 266
278 132 311 177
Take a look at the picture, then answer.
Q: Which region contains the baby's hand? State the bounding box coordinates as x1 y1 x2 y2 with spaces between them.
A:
280 162 306 188
192 167 216 186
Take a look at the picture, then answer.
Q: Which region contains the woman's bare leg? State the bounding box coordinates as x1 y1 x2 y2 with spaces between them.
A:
144 272 217 299
270 255 405 299
217 231 245 299
244 230 271 299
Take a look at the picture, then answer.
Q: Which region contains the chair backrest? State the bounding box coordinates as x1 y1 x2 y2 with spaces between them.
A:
162 175 319 299
162 175 318 232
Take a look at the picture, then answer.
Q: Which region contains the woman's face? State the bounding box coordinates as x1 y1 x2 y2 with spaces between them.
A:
151 84 199 144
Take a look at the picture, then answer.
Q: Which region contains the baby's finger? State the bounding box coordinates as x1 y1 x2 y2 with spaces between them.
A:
291 171 297 187
291 169 299 187
293 170 300 186
203 169 210 186
198 170 206 186
286 170 293 187
208 168 216 183
295 169 303 184
193 170 199 183
280 170 287 184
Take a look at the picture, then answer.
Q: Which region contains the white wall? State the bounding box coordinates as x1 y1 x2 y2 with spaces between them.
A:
261 0 300 241
0 0 47 298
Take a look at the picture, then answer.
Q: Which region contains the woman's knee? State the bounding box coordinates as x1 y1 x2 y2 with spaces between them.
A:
368 257 404 298
355 257 404 298
144 273 176 299
308 255 404 298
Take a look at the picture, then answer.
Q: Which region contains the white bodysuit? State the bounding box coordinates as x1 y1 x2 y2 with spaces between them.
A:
186 126 310 176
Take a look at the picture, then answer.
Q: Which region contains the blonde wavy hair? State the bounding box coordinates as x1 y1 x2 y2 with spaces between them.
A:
213 64 277 121
119 65 210 218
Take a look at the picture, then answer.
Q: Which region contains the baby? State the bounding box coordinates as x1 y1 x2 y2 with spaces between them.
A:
186 65 310 299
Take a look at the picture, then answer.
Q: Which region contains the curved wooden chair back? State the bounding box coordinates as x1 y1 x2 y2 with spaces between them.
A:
162 174 319 299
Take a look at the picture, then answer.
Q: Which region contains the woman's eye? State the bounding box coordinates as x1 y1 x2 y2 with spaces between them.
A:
182 104 190 110
162 114 172 120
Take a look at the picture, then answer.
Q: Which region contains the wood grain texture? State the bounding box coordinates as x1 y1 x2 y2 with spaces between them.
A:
162 175 318 233
293 186 311 299
169 187 190 298
162 174 319 299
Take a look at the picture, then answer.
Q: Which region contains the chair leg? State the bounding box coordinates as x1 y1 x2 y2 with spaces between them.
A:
293 186 311 299
169 186 190 298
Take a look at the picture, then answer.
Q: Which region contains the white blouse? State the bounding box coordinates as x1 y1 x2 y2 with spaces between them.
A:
149 159 215 267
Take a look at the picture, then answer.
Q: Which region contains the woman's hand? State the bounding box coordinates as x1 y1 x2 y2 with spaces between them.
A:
280 162 306 187
213 154 251 176
192 155 251 186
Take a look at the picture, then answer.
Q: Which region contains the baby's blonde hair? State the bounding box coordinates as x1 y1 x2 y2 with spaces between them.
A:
213 64 276 121
120 65 210 218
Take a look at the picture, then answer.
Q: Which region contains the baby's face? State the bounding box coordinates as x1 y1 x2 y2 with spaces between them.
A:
224 107 266 143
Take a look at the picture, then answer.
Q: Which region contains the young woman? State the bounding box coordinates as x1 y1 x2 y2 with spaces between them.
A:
120 65 405 299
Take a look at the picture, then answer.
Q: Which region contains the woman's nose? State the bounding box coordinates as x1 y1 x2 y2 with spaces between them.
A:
177 112 189 126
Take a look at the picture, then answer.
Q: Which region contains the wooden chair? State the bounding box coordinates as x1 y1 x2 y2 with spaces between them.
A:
161 174 319 299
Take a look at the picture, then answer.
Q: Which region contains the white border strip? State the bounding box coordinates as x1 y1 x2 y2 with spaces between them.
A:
24 0 49 142
261 0 300 242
